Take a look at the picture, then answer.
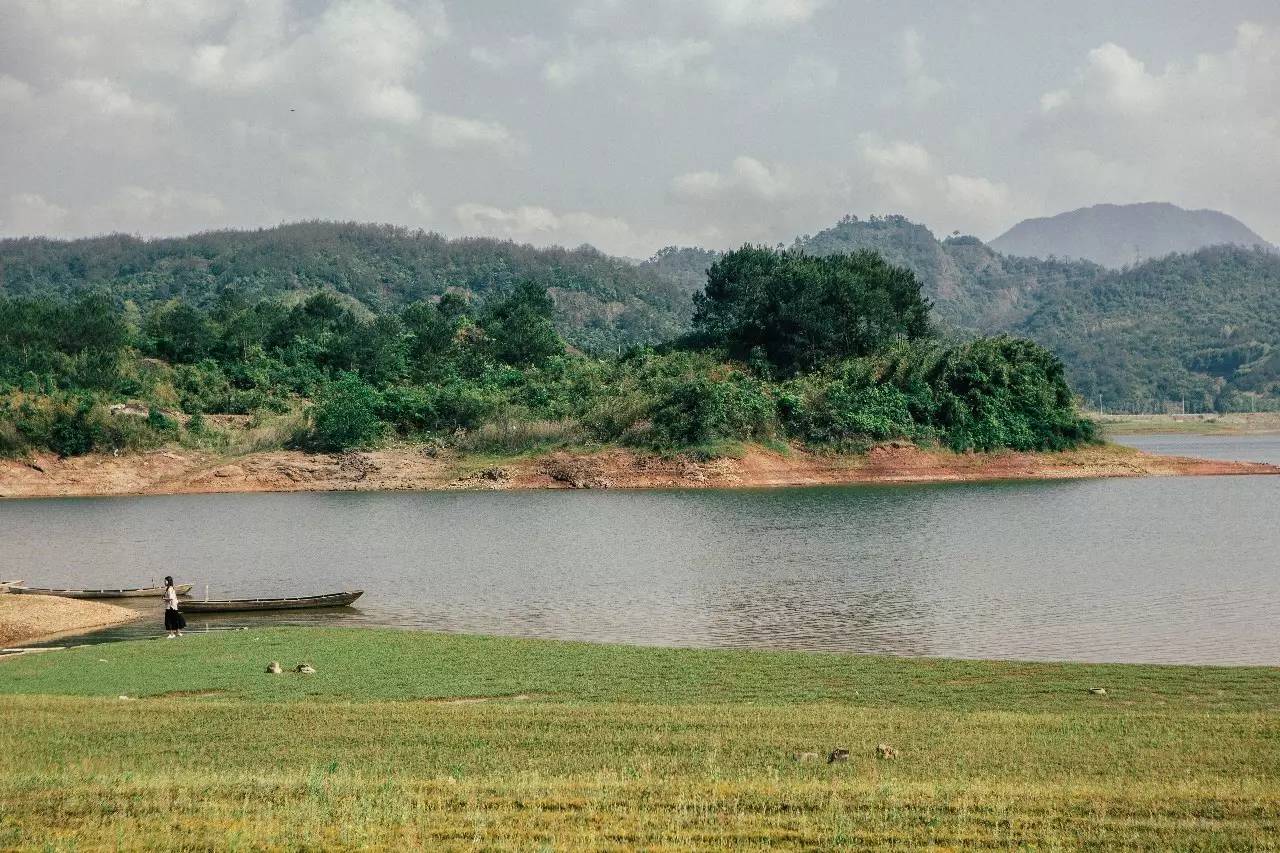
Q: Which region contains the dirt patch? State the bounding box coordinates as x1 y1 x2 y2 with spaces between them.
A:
1 442 1276 501
0 595 140 647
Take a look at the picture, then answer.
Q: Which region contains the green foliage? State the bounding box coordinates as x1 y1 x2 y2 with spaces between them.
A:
305 374 384 452
0 241 1096 459
693 245 934 373
477 280 563 367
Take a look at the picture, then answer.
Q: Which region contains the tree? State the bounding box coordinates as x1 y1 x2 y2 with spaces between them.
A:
692 246 934 373
478 281 563 367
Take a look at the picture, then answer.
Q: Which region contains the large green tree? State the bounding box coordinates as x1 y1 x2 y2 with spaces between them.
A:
692 246 934 373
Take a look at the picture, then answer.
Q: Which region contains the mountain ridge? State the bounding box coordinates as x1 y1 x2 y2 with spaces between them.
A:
989 202 1274 269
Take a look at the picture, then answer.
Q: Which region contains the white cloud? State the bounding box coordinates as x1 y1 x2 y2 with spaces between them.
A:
770 55 839 100
63 77 172 120
899 27 944 104
544 37 720 89
452 202 688 258
858 137 932 177
671 156 793 202
0 74 33 105
702 0 827 29
1031 22 1280 233
427 114 525 155
468 34 550 71
2 193 69 236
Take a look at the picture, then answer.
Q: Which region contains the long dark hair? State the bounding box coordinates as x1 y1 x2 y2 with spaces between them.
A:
164 576 174 587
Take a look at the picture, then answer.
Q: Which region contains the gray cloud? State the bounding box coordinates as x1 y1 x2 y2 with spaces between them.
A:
2 1 1279 254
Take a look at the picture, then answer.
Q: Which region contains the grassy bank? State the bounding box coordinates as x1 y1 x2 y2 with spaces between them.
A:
2 629 1278 849
1096 412 1280 435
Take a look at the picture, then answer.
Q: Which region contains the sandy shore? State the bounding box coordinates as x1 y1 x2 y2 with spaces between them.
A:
0 441 1276 500
0 594 140 647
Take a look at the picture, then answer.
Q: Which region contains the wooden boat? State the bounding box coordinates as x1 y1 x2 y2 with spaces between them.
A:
182 590 363 613
0 579 23 593
7 584 192 599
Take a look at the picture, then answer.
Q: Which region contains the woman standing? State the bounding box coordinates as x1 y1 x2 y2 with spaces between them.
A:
164 576 186 638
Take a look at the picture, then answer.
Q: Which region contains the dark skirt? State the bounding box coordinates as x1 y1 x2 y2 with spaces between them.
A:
164 609 186 631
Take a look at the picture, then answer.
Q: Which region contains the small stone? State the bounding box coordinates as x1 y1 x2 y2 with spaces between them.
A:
792 751 822 763
1089 687 1107 696
294 663 316 674
827 748 850 764
876 743 899 760
266 661 283 674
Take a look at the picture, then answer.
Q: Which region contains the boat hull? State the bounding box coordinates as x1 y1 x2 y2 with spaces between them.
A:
8 584 193 599
182 590 364 613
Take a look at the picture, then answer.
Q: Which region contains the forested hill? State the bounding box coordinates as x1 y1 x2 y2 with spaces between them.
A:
0 222 691 352
6 216 1280 409
989 202 1275 269
790 215 1106 332
686 215 1280 407
1017 246 1280 408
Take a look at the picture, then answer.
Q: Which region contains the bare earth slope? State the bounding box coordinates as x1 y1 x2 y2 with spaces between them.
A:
1 443 1275 500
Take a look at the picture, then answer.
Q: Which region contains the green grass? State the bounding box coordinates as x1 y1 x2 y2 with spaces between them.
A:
2 629 1278 850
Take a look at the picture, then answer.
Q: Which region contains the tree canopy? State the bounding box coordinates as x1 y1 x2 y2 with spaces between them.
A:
692 246 934 373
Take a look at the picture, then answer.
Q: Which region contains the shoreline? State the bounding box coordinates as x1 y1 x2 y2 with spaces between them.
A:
1 441 1277 500
0 595 141 649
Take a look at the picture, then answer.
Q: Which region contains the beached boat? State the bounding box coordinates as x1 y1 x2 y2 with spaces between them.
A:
182 590 363 613
7 584 192 599
0 579 24 593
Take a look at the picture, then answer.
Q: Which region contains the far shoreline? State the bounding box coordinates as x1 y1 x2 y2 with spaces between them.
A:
1 440 1277 501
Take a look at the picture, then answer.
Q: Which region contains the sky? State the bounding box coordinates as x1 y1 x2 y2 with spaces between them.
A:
2 0 1279 257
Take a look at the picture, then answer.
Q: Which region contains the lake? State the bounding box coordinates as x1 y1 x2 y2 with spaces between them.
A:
2 435 1277 665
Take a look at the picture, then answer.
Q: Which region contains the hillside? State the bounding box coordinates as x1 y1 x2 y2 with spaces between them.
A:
0 222 692 352
791 215 1105 332
1017 245 1280 407
990 202 1274 268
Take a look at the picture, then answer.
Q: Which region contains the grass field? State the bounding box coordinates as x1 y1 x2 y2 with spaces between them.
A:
1095 412 1280 435
2 629 1278 849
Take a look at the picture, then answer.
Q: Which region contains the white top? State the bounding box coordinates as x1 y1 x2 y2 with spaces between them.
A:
165 586 179 610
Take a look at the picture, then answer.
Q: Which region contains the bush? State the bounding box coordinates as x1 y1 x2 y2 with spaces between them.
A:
649 370 777 448
306 374 384 452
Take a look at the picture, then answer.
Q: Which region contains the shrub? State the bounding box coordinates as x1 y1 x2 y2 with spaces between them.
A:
306 374 384 452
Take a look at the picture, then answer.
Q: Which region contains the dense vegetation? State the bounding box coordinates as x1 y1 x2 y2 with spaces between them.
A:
0 244 1094 459
0 222 692 353
5 215 1277 412
787 215 1280 409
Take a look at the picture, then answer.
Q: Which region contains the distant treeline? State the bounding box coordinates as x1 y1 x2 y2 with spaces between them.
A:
0 246 1094 458
4 217 1278 410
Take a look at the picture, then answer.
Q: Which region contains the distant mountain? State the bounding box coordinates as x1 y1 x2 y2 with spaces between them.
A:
989 202 1274 269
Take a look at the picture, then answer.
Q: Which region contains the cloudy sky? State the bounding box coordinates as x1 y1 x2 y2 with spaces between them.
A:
3 0 1279 256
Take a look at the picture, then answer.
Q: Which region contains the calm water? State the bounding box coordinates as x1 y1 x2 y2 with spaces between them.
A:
1114 432 1280 465
4 438 1280 665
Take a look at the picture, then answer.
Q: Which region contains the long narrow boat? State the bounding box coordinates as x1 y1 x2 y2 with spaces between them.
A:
0 579 24 593
182 590 363 613
7 584 192 599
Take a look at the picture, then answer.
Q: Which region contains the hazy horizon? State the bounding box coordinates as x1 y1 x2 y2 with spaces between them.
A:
3 1 1279 254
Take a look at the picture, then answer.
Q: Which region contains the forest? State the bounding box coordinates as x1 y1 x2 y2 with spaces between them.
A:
5 217 1277 411
0 245 1094 459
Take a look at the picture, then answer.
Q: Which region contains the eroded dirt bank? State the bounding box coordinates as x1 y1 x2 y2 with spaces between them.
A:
0 595 140 647
1 442 1276 500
